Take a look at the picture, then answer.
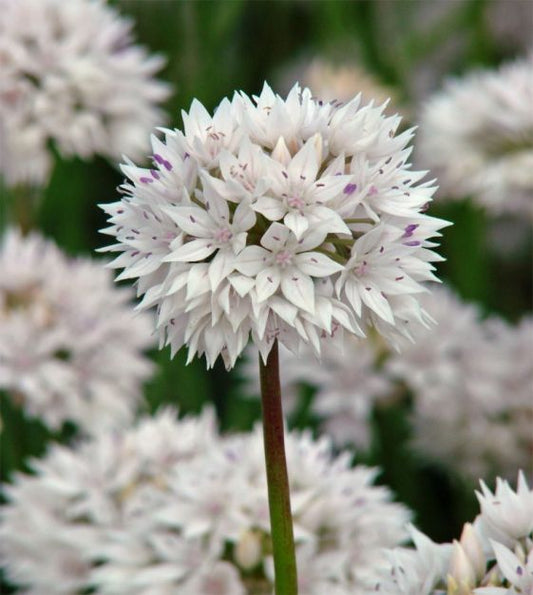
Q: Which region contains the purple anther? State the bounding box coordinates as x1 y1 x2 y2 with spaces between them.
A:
139 177 153 184
402 223 419 238
162 159 172 171
151 169 160 179
153 153 164 164
343 183 357 195
404 240 421 247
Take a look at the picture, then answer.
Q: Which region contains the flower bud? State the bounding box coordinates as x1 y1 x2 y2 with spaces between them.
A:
459 523 486 581
447 540 476 594
235 529 263 570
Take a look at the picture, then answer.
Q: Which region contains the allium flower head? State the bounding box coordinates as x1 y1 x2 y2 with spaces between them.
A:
0 228 154 433
417 55 533 218
0 408 412 594
101 82 448 369
0 0 170 187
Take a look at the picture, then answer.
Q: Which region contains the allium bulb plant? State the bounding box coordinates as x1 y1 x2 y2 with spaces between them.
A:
100 82 448 592
417 54 533 219
0 228 154 434
0 0 170 188
0 408 413 595
367 472 533 594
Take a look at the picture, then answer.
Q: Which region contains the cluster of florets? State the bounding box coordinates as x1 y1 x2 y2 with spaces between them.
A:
0 0 170 187
367 472 533 594
0 228 154 433
242 286 532 479
101 82 448 369
0 407 412 594
417 54 533 219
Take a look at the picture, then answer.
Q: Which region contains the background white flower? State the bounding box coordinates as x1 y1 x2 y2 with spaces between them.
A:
0 0 170 187
388 289 533 481
101 82 447 369
0 228 154 433
366 472 533 595
0 407 412 594
416 54 533 219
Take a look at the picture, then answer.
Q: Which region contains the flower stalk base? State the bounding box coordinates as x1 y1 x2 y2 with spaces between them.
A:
259 340 298 594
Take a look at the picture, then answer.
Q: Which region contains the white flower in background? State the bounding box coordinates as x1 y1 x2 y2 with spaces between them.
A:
0 407 412 594
0 0 170 187
101 82 448 369
417 55 533 219
366 472 533 595
387 287 533 481
0 228 154 433
281 57 402 116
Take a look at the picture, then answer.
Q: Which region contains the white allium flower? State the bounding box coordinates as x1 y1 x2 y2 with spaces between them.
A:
417 55 533 219
367 472 533 595
0 228 154 433
0 0 170 187
101 82 448 369
387 287 533 481
0 408 412 594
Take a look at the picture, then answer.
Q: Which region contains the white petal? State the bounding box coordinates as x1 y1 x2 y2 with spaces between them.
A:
361 284 394 323
280 270 315 313
253 196 285 221
294 252 344 278
229 273 255 297
233 200 256 231
164 239 216 262
202 177 230 223
288 133 321 183
163 206 213 238
261 222 291 251
255 267 281 302
341 277 362 316
311 206 351 235
235 245 270 276
209 251 235 291
284 211 309 239
269 296 298 325
271 136 292 166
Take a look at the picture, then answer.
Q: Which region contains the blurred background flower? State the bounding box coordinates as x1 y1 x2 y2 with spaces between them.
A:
0 0 170 188
0 228 155 434
0 408 411 594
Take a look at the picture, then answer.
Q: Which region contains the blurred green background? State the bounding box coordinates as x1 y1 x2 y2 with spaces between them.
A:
1 0 531 571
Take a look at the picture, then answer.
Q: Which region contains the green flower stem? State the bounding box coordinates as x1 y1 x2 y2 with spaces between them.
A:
259 340 298 595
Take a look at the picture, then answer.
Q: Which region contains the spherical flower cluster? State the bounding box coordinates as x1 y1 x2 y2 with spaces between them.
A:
101 82 448 369
366 472 533 594
0 0 170 187
417 55 533 219
241 285 532 480
0 407 412 594
0 228 154 433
